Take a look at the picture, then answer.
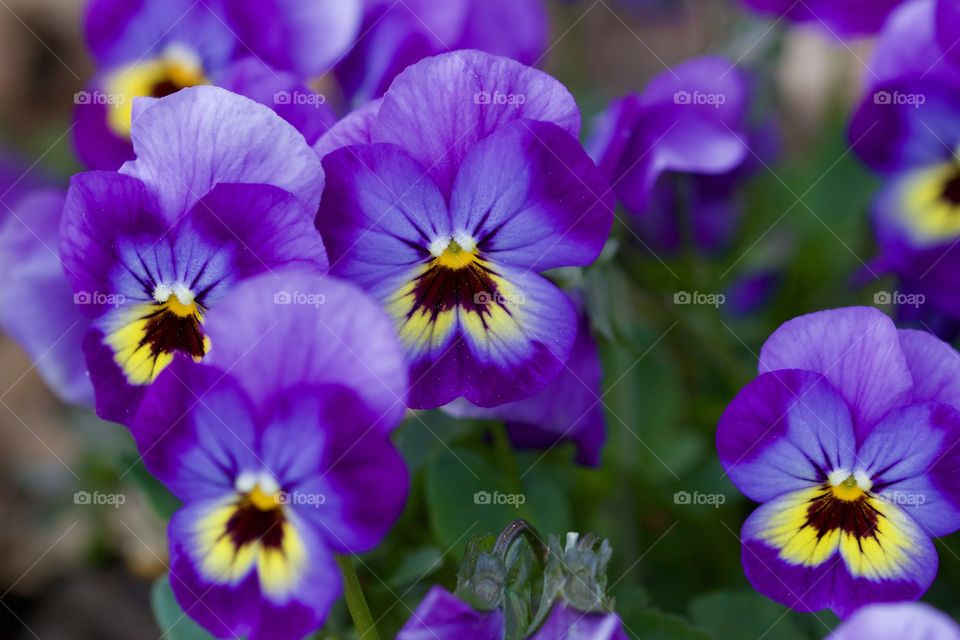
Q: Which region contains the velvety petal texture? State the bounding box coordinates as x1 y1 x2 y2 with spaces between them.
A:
828 602 960 640
398 587 504 640
316 51 613 410
757 307 913 439
531 604 628 640
335 0 548 103
121 86 324 219
223 0 362 77
0 189 93 405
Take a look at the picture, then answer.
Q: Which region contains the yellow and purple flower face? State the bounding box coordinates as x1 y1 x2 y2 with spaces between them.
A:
74 0 361 169
131 272 410 640
316 50 614 409
718 307 960 618
61 87 328 423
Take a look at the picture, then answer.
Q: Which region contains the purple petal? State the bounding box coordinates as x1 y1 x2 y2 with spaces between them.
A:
898 329 960 407
717 370 858 503
218 57 336 146
398 587 504 640
72 81 136 171
640 56 750 125
223 0 361 78
84 0 235 70
758 307 914 440
449 119 614 271
614 108 749 213
741 0 903 37
373 50 580 197
851 83 960 174
312 99 381 159
121 86 324 219
857 403 960 537
531 603 627 640
185 182 328 278
263 385 408 552
828 602 960 640
317 143 451 294
458 0 549 67
131 362 259 501
202 270 409 429
937 0 960 70
0 189 93 405
60 171 166 317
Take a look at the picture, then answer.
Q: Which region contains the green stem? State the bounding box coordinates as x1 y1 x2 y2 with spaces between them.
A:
335 554 379 640
490 422 522 491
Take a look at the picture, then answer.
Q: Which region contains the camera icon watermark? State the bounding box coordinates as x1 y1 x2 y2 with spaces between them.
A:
74 90 126 106
273 291 326 307
473 91 527 106
473 490 526 509
874 290 925 309
873 90 926 109
673 291 725 308
674 491 725 508
73 291 126 307
273 90 327 108
275 491 326 508
74 490 126 509
673 90 727 109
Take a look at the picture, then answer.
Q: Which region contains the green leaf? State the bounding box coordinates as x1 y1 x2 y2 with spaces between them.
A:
689 591 809 640
386 546 444 589
623 609 713 640
426 446 571 558
150 574 217 640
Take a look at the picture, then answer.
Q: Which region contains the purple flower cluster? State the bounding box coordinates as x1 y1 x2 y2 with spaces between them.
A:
0 3 617 627
846 0 960 336
6 0 960 636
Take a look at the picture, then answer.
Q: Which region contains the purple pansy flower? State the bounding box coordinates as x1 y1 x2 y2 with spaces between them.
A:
828 602 960 639
848 0 960 336
399 588 626 640
62 86 328 423
75 0 358 169
588 56 761 254
131 270 408 640
445 305 607 466
335 0 549 103
315 50 614 410
740 0 906 37
0 188 94 405
718 307 960 618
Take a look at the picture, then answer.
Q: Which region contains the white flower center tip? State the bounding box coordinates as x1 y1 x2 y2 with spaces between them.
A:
152 282 195 306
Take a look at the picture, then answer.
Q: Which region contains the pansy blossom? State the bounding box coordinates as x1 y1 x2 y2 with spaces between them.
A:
131 271 409 640
61 86 327 423
75 0 360 169
718 307 960 617
315 50 614 409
